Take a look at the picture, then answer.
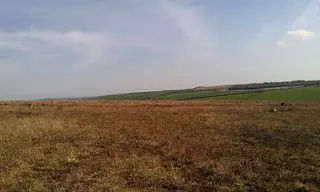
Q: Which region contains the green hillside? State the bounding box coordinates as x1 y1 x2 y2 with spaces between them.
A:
93 90 184 100
155 90 216 100
92 82 320 101
93 89 216 100
203 87 320 101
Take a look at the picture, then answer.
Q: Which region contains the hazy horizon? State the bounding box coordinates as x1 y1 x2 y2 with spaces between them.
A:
1 0 319 100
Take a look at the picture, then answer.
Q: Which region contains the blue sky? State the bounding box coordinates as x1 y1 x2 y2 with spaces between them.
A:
0 0 319 100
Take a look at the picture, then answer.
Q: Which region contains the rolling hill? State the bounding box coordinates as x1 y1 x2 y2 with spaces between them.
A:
91 80 320 101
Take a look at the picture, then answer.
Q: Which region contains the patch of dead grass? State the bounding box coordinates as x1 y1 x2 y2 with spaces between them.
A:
0 101 319 191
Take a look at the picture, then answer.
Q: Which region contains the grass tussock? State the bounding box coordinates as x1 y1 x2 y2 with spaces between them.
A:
0 100 320 191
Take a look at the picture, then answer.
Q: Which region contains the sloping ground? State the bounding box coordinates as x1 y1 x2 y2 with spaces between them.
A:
92 90 181 100
92 85 320 101
203 87 320 101
1 100 319 191
94 89 216 100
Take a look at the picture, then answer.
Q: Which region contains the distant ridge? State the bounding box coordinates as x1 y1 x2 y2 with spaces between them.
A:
90 80 320 101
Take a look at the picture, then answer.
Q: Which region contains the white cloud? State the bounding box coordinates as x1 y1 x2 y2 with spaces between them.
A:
287 29 315 40
161 1 214 49
291 0 320 29
18 30 107 45
276 41 289 47
0 27 179 100
160 0 217 67
0 29 115 98
13 30 111 63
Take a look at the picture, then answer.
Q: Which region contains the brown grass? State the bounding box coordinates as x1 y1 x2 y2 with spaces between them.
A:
0 100 319 192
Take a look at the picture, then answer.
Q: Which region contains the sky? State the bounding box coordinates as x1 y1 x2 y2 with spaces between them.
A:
0 0 319 100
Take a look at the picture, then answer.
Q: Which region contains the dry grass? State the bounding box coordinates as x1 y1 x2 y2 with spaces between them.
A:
0 100 319 192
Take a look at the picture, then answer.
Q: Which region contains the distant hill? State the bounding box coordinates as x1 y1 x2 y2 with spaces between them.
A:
90 80 320 101
39 96 92 101
91 89 217 100
228 80 320 90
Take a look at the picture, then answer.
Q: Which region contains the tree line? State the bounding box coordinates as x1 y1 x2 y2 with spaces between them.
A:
228 80 320 90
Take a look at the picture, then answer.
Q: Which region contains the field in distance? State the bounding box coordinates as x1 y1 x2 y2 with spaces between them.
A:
91 81 320 101
202 87 320 101
93 89 218 100
1 100 319 191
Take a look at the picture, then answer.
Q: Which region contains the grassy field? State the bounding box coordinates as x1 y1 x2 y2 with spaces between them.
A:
155 90 216 100
204 87 320 101
1 100 319 191
92 90 182 100
93 86 320 101
94 89 217 100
